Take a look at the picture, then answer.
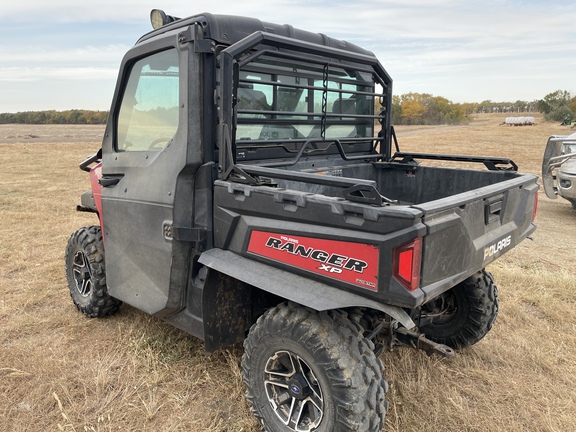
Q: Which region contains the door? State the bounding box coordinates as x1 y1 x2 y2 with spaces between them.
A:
100 47 186 314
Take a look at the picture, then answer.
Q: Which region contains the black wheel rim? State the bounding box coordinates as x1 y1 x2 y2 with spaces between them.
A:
421 291 458 326
72 251 92 297
264 350 324 431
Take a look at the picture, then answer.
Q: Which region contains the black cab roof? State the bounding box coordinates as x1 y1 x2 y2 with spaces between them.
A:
137 11 374 57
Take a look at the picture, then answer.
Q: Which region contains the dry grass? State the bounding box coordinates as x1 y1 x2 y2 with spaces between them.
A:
1 114 575 431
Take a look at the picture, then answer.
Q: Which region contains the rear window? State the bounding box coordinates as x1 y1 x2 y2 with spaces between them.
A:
234 55 380 161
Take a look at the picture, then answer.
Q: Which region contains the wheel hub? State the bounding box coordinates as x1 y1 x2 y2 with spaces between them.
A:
264 350 323 431
288 375 311 400
72 251 92 297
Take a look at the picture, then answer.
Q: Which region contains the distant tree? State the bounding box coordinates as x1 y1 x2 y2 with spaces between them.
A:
444 106 467 124
391 95 402 124
400 96 427 125
461 103 478 116
391 93 468 126
427 96 450 124
568 96 576 117
512 100 530 113
537 90 573 121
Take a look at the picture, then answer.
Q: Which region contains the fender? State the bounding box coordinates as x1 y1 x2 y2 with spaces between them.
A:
76 162 106 240
198 248 416 329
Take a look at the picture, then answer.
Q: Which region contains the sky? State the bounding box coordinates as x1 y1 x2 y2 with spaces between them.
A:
1 0 575 113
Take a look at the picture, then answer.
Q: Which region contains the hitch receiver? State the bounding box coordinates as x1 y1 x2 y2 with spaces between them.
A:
396 327 455 358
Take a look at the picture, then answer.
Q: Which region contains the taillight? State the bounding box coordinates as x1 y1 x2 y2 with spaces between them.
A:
393 238 422 292
532 192 538 222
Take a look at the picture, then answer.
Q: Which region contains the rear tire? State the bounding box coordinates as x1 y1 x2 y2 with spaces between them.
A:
242 302 387 432
418 269 498 349
65 226 121 318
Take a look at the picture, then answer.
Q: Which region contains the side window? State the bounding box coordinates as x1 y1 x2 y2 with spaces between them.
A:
116 49 179 152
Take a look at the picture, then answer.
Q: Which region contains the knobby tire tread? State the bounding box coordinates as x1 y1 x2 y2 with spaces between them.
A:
65 226 121 318
422 269 498 350
242 302 387 432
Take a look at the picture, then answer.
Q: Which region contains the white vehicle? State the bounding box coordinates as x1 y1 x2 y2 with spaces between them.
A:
542 132 576 208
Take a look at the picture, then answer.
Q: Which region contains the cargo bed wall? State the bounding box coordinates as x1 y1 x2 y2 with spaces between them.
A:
269 162 521 205
373 164 520 204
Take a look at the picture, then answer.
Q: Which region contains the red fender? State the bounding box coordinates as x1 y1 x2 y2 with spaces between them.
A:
89 162 105 241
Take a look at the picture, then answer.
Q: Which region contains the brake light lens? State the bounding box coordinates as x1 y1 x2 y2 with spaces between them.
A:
393 238 422 292
532 192 538 222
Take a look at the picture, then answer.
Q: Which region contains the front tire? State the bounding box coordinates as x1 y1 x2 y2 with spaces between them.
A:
242 302 387 432
418 269 498 349
65 226 121 318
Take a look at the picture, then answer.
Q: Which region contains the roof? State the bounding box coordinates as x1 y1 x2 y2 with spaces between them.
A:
136 12 374 57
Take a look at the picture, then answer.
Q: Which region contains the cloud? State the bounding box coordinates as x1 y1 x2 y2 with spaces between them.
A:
0 66 118 82
0 45 128 67
0 0 575 111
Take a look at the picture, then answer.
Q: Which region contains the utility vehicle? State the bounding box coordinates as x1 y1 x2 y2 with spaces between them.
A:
65 9 538 431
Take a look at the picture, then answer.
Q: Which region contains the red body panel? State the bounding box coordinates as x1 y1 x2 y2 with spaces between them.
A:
247 231 380 291
90 162 105 238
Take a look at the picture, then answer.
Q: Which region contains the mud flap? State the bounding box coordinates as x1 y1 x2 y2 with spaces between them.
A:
198 248 416 329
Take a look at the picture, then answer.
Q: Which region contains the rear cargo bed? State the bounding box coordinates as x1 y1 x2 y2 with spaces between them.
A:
213 160 538 308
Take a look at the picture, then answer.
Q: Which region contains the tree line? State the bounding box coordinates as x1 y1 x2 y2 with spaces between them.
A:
0 110 108 125
2 90 575 126
380 90 575 126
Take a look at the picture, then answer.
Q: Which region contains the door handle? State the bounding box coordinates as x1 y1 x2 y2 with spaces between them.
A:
99 176 122 187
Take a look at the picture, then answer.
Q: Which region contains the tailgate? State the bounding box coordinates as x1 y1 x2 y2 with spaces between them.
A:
414 173 538 300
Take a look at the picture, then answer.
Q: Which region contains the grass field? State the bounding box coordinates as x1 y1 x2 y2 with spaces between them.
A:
1 113 575 431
